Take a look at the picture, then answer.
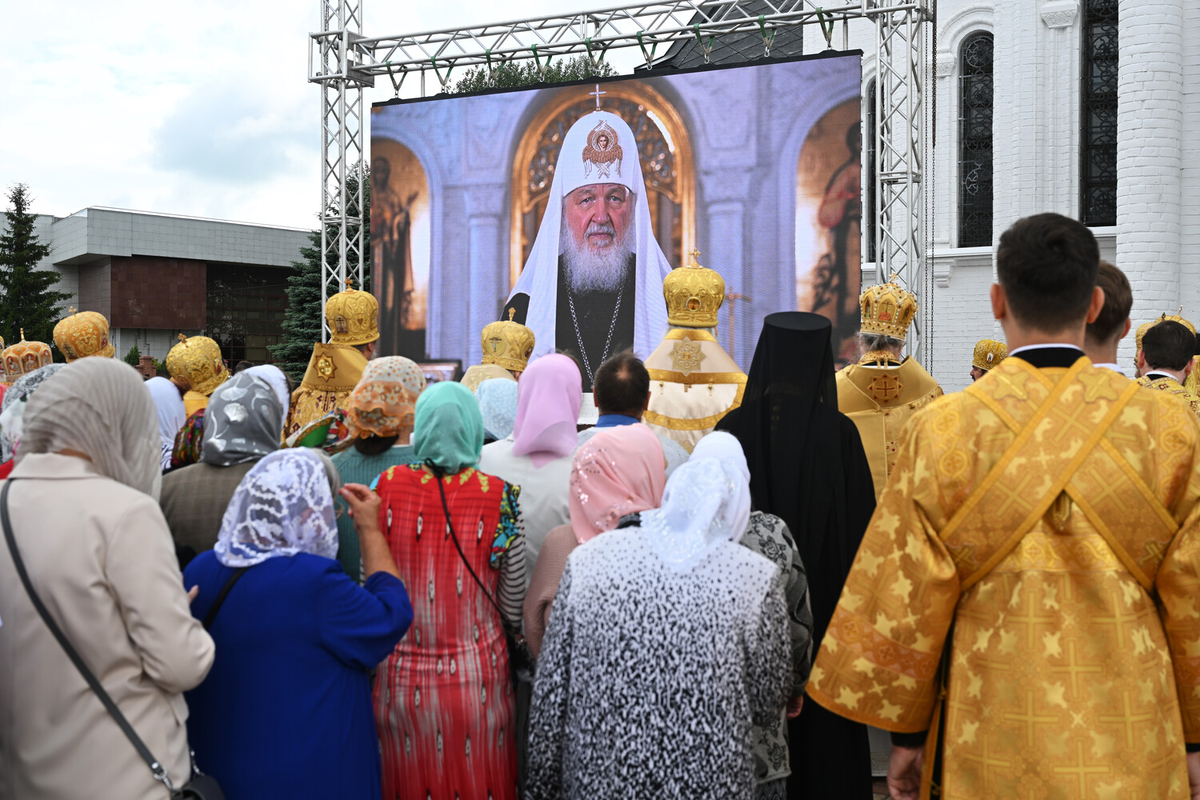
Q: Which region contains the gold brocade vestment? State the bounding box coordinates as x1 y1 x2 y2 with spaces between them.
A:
1138 374 1200 421
286 343 369 437
835 355 942 500
808 357 1200 799
643 329 746 453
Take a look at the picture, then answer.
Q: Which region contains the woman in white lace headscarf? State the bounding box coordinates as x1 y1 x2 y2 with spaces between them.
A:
159 371 284 564
183 448 412 799
527 434 792 800
0 358 214 799
0 364 67 467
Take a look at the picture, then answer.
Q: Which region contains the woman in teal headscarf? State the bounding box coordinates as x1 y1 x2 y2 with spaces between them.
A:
371 381 526 800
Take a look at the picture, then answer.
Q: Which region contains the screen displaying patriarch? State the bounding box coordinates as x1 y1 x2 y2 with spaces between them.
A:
370 51 863 372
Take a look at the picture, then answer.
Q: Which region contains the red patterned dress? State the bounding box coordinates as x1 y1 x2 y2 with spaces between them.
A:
374 464 523 800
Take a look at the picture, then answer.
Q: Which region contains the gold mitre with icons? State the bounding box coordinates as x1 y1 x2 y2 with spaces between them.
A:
664 249 725 328
972 338 1008 371
1136 307 1195 352
53 307 115 362
480 308 536 374
3 329 54 382
326 279 380 347
859 276 919 341
165 334 229 396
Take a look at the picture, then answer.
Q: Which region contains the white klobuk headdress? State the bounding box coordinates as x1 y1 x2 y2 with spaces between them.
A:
507 109 673 360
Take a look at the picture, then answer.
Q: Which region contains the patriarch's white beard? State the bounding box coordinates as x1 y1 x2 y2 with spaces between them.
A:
561 216 634 293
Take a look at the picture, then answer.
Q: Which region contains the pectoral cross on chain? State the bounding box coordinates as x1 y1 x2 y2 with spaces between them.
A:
589 84 606 110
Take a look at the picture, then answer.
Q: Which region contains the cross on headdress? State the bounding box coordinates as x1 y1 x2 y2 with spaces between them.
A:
345 276 355 290
589 84 607 110
507 307 516 322
68 306 77 316
689 248 702 267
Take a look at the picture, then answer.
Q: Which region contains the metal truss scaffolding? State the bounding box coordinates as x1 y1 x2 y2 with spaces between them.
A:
310 0 933 350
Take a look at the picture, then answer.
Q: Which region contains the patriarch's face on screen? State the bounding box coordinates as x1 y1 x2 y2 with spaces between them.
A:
564 183 634 255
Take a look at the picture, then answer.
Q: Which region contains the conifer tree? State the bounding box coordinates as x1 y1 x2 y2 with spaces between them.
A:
0 184 72 351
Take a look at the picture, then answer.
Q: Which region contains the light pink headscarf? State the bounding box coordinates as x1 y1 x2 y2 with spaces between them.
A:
568 424 666 544
511 353 583 468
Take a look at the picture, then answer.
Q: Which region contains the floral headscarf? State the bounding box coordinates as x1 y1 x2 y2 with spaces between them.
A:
345 356 427 439
568 424 665 544
214 449 339 567
0 364 66 462
171 410 206 468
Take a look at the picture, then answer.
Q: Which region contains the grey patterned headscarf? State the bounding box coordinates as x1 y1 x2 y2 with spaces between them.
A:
0 364 67 462
200 371 283 467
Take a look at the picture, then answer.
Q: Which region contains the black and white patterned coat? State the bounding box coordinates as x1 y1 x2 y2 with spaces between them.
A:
526 528 792 800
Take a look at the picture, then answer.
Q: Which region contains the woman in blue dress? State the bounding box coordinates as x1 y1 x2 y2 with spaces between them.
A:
184 448 412 799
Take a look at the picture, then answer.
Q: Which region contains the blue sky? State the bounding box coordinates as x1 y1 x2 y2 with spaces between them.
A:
2 0 623 229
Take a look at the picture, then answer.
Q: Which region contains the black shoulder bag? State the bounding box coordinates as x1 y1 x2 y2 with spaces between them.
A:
1 481 225 800
425 461 536 685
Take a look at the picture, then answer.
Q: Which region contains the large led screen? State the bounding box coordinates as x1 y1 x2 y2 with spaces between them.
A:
371 51 863 379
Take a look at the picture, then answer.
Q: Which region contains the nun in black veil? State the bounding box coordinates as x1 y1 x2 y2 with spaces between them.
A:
717 311 875 799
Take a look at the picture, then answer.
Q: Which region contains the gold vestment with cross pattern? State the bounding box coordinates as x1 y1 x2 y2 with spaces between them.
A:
809 357 1200 799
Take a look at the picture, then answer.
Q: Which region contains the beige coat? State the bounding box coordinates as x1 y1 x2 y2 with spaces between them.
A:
0 453 216 799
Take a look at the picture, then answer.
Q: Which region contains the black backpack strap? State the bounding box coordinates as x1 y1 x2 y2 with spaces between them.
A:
1 480 177 790
202 567 249 630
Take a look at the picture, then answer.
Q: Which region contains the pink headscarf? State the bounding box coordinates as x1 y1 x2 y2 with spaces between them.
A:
512 353 583 468
568 424 666 545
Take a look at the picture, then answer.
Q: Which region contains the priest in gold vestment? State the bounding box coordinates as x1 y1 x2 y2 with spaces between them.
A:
286 285 379 436
643 251 746 453
835 279 941 501
460 308 534 392
809 214 1200 800
165 334 229 417
1135 320 1200 420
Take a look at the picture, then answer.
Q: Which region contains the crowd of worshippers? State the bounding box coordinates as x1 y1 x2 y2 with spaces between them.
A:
4 211 1200 800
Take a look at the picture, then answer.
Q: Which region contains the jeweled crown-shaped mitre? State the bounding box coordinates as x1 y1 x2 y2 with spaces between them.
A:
325 282 380 347
1136 307 1195 352
859 277 918 341
480 308 536 374
972 338 1008 370
165 334 229 396
663 250 725 328
53 307 115 362
2 329 54 382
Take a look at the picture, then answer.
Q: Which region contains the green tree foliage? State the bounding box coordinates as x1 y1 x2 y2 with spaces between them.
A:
123 344 141 367
452 55 617 94
270 170 371 383
0 184 72 352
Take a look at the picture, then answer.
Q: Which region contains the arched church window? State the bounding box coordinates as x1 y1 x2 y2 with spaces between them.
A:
865 80 877 263
1081 0 1118 227
511 85 694 286
370 138 431 359
958 32 994 248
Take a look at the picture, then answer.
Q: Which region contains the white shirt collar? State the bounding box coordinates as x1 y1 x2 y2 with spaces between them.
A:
1093 362 1127 376
1008 343 1084 357
1144 370 1178 382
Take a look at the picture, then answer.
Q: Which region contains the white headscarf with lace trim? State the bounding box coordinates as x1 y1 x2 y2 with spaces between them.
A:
214 449 339 567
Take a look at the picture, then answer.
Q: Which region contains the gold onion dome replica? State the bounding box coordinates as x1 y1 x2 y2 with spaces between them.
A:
461 308 535 392
835 277 942 501
286 281 380 437
2 330 53 385
643 250 746 453
972 338 1008 372
166 334 230 416
53 307 115 362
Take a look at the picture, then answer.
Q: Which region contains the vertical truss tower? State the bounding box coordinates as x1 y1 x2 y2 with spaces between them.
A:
310 0 933 351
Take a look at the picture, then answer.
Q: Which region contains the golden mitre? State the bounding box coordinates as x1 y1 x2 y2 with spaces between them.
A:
972 338 1008 371
1136 307 1195 352
165 334 229 396
663 250 725 328
860 277 918 341
480 308 536 374
3 329 54 382
53 307 115 362
326 281 380 347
